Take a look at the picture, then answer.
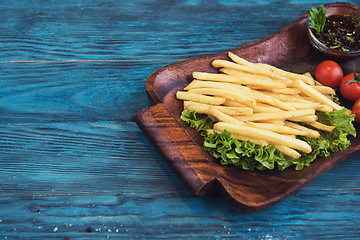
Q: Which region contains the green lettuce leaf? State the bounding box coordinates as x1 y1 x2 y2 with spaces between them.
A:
182 108 356 171
180 109 213 132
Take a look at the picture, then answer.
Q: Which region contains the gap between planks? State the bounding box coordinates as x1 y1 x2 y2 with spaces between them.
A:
0 191 181 198
0 188 360 198
0 59 187 63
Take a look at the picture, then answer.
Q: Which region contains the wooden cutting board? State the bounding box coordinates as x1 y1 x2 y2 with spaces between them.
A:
134 2 360 211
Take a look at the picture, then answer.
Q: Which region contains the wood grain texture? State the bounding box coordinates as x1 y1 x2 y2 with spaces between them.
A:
2 0 357 61
1 190 360 239
1 0 360 238
0 61 171 123
0 122 186 195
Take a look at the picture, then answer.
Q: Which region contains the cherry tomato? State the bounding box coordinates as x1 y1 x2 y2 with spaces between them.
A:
339 72 360 102
352 98 360 124
315 60 343 88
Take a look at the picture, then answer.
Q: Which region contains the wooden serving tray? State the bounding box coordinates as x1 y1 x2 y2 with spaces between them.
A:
134 2 360 211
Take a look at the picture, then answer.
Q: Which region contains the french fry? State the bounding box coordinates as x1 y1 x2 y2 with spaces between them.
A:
284 121 320 138
209 107 245 125
212 59 275 78
305 121 336 132
227 52 314 87
219 68 287 89
270 87 302 95
265 95 297 111
193 70 286 90
246 122 308 136
246 90 278 107
227 52 314 85
253 103 285 113
298 96 336 112
255 62 315 85
222 99 249 107
188 88 257 108
214 106 253 116
228 52 253 66
283 101 319 110
275 145 301 159
183 101 210 114
235 88 295 110
288 115 318 122
266 92 312 103
232 133 269 146
176 91 226 105
234 109 315 122
184 79 252 92
192 72 247 85
316 104 333 112
312 85 336 95
189 84 276 109
269 95 328 112
184 101 253 116
214 122 312 153
295 80 343 110
257 119 286 125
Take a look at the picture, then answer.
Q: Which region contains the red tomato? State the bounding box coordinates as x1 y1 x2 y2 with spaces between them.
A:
315 60 343 88
339 73 360 102
352 98 360 124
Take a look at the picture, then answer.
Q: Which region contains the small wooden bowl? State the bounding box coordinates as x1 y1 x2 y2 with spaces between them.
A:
307 2 360 60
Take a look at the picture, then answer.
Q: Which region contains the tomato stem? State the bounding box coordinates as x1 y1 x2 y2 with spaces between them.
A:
345 73 360 84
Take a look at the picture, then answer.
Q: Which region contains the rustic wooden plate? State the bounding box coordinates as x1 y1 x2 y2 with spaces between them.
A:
134 2 360 211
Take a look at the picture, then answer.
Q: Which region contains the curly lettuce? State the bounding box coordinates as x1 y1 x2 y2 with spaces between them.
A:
180 109 213 132
181 108 356 171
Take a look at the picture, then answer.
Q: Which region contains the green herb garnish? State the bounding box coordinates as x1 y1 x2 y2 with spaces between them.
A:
346 36 355 43
308 5 326 34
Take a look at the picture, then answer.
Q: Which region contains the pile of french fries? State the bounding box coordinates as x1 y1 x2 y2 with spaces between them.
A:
176 52 347 159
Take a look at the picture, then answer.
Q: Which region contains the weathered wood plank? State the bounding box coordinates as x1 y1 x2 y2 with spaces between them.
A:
0 0 341 61
0 61 170 123
0 190 360 239
0 122 187 196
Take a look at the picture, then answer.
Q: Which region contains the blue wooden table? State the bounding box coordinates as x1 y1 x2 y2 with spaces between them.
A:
1 0 360 239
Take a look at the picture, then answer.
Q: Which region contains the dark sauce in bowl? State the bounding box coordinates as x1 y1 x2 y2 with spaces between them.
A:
307 3 360 59
312 15 360 52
